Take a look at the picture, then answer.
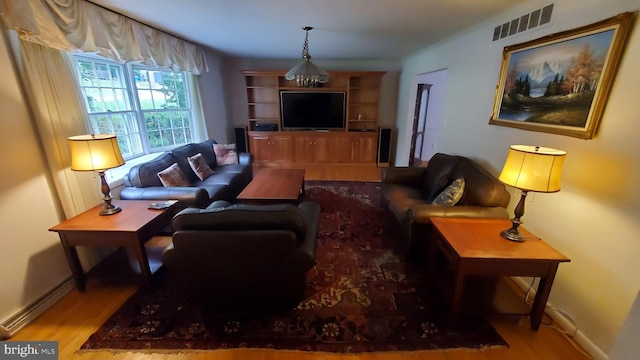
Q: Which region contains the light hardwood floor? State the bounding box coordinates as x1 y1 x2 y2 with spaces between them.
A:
11 164 590 360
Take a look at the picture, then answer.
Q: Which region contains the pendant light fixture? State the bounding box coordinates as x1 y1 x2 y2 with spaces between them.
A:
285 26 329 87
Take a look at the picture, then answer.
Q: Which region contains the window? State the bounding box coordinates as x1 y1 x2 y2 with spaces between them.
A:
73 56 194 160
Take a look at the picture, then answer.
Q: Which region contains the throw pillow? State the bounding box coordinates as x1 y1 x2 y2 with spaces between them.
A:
157 163 190 187
213 143 238 165
187 152 215 181
431 178 465 206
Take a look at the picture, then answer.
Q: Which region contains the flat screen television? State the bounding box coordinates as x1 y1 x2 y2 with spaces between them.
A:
280 91 346 130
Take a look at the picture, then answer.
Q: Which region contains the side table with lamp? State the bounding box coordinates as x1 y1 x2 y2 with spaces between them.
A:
49 134 175 290
426 145 570 330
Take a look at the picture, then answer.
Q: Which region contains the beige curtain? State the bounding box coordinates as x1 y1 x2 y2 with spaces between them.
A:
1 0 208 74
11 34 101 219
189 73 209 142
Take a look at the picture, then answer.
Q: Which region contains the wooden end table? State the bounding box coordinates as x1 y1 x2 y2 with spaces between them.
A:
237 168 306 204
428 217 570 330
49 200 175 291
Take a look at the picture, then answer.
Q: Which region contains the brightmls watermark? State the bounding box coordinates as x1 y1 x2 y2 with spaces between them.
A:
1 341 58 359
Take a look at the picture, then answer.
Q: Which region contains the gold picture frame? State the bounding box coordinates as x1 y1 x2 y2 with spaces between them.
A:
489 12 634 139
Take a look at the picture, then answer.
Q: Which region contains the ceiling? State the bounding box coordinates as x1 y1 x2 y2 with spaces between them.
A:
90 0 526 60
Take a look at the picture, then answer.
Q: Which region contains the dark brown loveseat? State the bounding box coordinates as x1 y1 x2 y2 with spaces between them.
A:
161 200 320 309
380 153 510 260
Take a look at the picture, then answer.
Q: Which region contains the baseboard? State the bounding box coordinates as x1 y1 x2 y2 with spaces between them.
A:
512 276 608 360
0 277 75 339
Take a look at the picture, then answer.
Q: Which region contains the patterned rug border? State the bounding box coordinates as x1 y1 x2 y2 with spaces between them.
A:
79 343 507 355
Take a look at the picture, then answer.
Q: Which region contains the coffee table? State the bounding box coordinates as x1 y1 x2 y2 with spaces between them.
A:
49 200 175 291
428 217 570 330
237 168 306 204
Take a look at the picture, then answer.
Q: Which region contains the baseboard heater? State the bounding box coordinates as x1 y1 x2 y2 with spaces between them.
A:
0 277 75 339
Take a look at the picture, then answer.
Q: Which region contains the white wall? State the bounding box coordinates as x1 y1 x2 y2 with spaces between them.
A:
0 30 71 326
395 0 640 356
196 48 234 144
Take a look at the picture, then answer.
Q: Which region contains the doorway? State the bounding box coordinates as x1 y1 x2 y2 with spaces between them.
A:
409 84 431 166
407 69 448 167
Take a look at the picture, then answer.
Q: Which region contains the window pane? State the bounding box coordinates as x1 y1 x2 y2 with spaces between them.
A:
82 88 102 112
114 89 128 110
89 115 111 134
161 129 173 145
138 89 154 109
158 112 171 129
173 128 186 144
152 90 167 109
96 63 110 83
147 130 161 148
110 114 126 135
171 115 184 128
77 61 97 87
101 89 117 111
144 112 159 132
176 90 187 108
110 65 123 87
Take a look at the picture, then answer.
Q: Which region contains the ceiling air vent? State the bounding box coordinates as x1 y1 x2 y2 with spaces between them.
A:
493 4 554 41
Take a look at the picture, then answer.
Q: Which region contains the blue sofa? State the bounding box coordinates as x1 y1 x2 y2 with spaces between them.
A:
119 139 253 208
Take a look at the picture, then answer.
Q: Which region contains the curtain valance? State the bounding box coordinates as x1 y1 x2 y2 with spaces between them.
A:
0 0 208 74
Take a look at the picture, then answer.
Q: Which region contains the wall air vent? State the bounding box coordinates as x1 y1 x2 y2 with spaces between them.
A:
493 4 554 41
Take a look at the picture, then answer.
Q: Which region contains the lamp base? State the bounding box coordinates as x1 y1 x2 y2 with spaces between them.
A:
500 227 525 242
99 203 122 216
98 170 121 216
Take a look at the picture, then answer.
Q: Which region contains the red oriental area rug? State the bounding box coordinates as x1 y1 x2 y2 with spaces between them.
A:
81 181 507 353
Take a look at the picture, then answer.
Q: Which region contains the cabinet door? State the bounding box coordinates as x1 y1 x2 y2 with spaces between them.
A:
313 134 333 163
249 134 271 162
270 134 293 162
332 134 355 163
293 135 314 163
353 133 377 163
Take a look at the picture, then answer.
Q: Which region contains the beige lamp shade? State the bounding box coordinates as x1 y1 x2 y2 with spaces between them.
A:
499 145 566 193
68 134 125 171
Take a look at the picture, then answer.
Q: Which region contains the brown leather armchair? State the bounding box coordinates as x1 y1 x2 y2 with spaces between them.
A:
161 200 320 309
381 153 510 260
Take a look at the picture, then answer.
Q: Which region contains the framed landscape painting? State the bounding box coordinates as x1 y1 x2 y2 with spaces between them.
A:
489 12 633 139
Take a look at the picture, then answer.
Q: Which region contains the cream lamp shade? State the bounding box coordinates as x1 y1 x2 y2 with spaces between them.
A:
68 134 125 215
499 145 566 193
498 145 566 242
68 134 125 171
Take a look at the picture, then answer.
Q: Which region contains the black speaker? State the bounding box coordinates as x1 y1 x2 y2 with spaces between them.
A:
234 126 249 153
377 126 392 167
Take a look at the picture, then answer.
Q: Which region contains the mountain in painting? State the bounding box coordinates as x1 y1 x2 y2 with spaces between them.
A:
527 61 560 88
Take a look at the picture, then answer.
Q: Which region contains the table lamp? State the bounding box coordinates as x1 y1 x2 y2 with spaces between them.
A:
498 145 566 242
68 134 125 216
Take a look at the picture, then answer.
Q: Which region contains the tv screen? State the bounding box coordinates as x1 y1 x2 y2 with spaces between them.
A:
280 91 345 130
